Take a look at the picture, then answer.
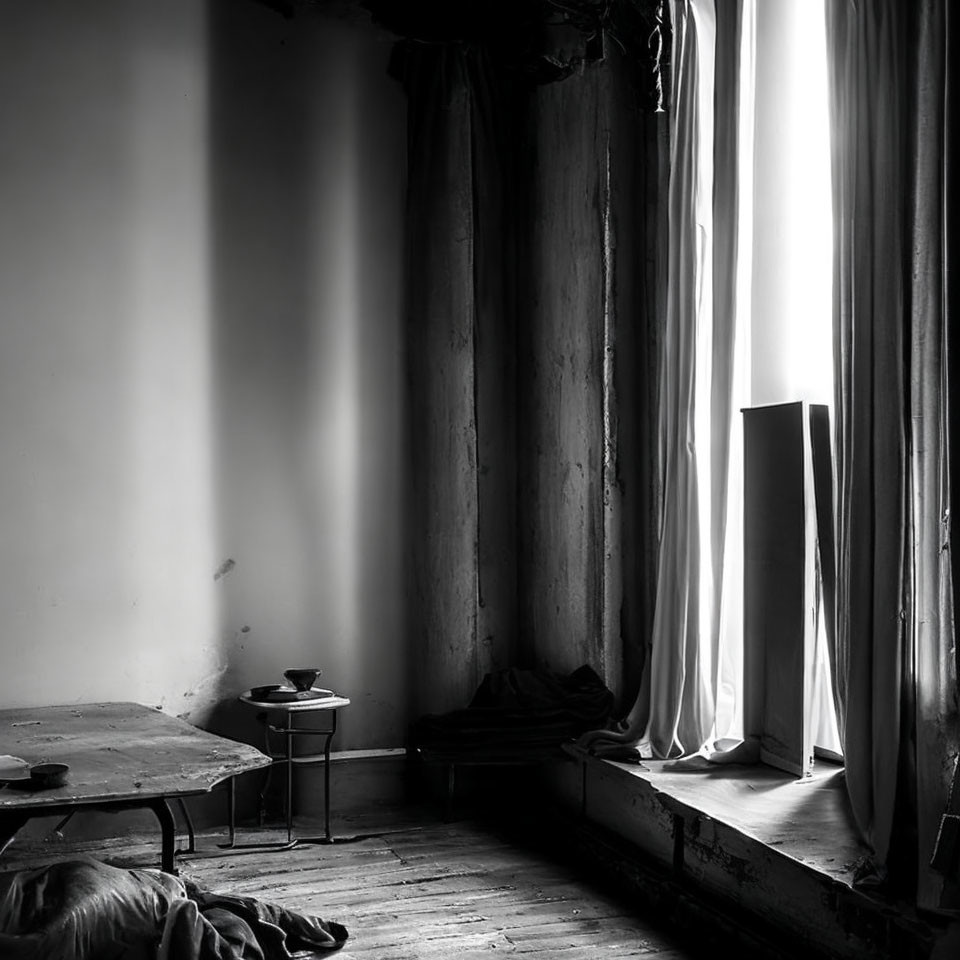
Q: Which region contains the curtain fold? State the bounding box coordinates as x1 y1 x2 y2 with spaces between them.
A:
826 0 959 908
398 35 664 718
580 0 745 759
643 0 717 756
706 0 747 745
398 45 519 717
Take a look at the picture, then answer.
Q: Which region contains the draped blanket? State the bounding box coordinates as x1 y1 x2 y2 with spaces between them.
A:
0 859 347 959
411 665 615 760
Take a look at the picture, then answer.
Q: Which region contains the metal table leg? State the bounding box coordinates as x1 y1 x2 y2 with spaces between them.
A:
323 710 338 843
0 812 30 860
176 798 196 854
226 705 342 851
4 799 185 874
145 798 178 874
228 775 236 847
285 710 295 845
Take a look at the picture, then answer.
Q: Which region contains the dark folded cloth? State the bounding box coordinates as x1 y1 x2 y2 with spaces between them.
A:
411 664 614 760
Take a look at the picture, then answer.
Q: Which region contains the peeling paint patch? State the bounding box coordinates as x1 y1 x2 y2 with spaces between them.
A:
181 663 229 699
177 664 231 724
213 558 236 581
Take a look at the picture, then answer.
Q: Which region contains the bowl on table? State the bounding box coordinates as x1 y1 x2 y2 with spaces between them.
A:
283 668 321 692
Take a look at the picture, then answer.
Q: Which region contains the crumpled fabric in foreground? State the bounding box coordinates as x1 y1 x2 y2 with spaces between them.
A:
0 858 347 959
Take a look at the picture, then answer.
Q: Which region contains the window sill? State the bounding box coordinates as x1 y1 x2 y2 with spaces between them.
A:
541 743 940 960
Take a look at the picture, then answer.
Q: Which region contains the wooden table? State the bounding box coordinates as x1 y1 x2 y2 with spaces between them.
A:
0 702 271 872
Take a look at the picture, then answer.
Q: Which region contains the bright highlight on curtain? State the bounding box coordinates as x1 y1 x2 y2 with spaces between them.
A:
651 0 839 760
580 0 837 760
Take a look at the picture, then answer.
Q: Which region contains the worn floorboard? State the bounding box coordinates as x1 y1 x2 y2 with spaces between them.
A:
1 806 706 959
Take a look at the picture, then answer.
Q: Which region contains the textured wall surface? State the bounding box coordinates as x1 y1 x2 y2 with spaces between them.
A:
518 63 608 682
0 1 407 752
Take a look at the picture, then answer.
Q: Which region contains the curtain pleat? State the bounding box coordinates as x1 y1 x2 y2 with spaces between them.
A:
399 39 661 720
398 46 518 716
639 0 715 757
642 0 749 757
402 47 481 717
580 0 744 759
707 0 744 737
828 0 909 879
826 0 959 907
908 0 958 911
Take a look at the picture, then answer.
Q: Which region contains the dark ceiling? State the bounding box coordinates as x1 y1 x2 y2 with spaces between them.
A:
249 0 668 107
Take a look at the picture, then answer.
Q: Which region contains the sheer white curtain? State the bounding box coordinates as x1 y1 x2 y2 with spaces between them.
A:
581 0 751 758
580 0 839 762
638 0 750 758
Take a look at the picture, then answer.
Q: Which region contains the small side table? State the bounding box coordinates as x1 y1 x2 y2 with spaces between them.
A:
231 689 350 849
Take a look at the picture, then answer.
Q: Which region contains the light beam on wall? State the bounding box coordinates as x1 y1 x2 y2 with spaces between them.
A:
304 41 362 685
127 3 219 713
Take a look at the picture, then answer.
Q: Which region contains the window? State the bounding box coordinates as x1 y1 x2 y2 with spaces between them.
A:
711 0 840 760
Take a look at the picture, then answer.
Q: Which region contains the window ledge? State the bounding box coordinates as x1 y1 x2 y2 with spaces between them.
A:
540 743 941 960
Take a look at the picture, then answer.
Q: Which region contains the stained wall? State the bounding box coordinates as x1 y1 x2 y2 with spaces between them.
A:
0 0 407 752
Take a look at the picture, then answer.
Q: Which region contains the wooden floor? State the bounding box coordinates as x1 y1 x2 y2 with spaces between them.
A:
0 805 707 960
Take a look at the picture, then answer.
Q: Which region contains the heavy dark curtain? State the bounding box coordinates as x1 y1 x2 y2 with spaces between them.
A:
825 0 959 909
396 43 520 716
395 11 667 719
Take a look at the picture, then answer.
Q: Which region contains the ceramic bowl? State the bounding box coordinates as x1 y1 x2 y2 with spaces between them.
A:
283 668 321 691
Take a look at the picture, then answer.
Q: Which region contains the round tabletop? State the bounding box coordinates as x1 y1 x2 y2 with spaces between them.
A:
239 688 351 711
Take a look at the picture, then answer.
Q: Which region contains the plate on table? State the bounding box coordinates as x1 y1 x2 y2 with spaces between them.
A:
0 755 31 782
245 687 334 703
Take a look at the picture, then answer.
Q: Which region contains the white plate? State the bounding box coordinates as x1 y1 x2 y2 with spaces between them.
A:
0 755 31 781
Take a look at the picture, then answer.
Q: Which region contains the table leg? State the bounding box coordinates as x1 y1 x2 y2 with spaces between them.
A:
445 763 455 822
286 712 295 845
216 777 239 850
223 704 342 854
146 798 178 874
228 775 236 847
323 709 338 843
52 810 76 839
324 732 333 842
0 812 30 860
257 710 270 826
176 798 196 854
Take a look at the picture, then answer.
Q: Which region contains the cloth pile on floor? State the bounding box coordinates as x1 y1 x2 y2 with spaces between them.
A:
0 858 347 959
411 663 615 761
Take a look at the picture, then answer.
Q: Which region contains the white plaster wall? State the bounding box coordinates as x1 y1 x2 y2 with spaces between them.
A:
206 4 407 750
0 1 217 712
0 1 407 750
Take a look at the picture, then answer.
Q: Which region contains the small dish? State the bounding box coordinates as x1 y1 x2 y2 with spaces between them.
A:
30 762 69 788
